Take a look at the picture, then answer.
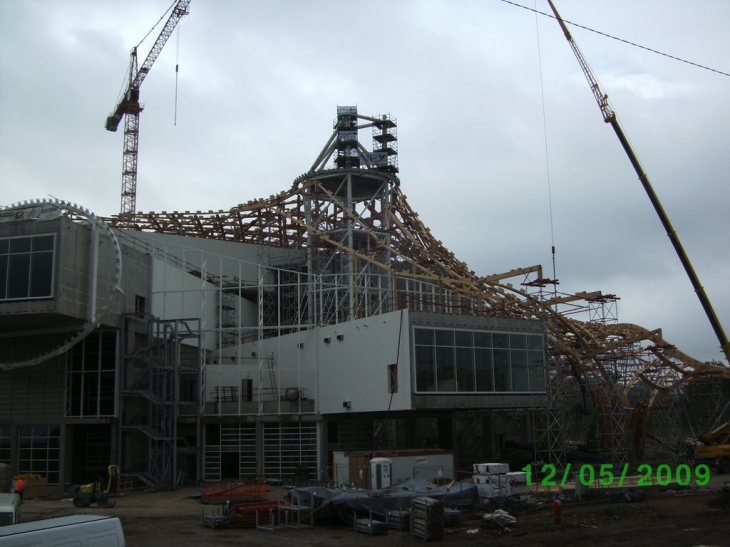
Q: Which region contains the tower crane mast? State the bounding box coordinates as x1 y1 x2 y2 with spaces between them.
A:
546 0 730 363
105 0 191 222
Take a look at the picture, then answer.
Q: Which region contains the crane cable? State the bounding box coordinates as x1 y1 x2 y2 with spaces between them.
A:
112 1 180 112
136 0 177 50
533 1 559 302
499 0 730 78
174 19 182 125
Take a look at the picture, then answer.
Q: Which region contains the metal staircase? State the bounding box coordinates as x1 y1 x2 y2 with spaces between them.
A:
120 313 201 486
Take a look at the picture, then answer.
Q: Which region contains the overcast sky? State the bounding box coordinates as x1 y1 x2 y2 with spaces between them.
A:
1 0 728 363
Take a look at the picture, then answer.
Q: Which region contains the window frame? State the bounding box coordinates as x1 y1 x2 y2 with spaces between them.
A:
413 326 546 394
0 233 56 301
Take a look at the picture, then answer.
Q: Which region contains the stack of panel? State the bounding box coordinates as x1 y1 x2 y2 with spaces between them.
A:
231 500 281 528
354 517 389 535
387 509 411 531
505 471 530 495
443 508 461 527
473 463 509 475
473 463 519 499
201 509 230 529
411 496 444 540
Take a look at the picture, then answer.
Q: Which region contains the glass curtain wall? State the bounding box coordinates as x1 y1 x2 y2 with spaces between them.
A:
414 327 546 393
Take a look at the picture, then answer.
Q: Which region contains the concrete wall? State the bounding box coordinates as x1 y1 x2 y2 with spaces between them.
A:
317 310 412 415
0 358 65 420
0 217 92 320
205 309 413 415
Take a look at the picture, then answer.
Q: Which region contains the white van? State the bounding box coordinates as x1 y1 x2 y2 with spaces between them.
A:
0 515 125 546
0 494 20 526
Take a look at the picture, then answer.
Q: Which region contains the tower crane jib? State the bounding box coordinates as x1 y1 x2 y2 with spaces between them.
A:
105 0 191 221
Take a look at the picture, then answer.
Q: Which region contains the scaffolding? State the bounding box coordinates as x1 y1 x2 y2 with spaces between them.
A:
120 314 201 486
99 106 730 476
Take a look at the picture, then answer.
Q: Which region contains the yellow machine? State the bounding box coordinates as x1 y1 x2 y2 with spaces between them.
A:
72 465 120 508
695 421 730 474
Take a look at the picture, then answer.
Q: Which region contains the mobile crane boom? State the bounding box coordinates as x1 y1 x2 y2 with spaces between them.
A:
546 0 730 363
105 0 191 220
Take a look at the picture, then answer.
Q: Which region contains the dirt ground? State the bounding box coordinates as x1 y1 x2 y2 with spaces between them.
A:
16 476 730 547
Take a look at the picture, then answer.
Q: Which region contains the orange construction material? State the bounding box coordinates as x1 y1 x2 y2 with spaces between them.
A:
232 500 286 528
201 480 267 503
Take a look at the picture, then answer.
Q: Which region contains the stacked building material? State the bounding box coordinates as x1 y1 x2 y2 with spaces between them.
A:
504 471 529 495
231 500 282 528
354 517 389 535
472 463 530 499
473 474 511 498
202 480 267 503
411 496 444 540
387 509 411 531
202 508 230 529
473 463 509 475
443 508 461 527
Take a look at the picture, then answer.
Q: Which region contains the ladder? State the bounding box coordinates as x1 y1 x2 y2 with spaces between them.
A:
267 354 278 401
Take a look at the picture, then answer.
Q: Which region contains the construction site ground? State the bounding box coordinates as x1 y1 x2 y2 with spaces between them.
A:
17 476 730 547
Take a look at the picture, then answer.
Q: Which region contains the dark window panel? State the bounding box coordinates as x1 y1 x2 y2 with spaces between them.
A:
7 253 30 298
9 238 31 253
455 330 473 347
414 328 434 345
435 329 454 346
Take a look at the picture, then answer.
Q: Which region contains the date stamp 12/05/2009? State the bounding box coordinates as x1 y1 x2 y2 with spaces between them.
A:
522 463 711 488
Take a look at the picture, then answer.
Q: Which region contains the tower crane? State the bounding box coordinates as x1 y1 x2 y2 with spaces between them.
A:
546 0 730 363
105 0 191 223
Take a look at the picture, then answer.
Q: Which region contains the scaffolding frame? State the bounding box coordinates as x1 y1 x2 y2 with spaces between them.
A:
120 313 201 486
100 107 730 475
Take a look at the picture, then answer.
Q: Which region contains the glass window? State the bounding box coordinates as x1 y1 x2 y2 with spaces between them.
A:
436 346 456 391
18 425 61 484
529 350 546 391
414 328 434 345
66 332 116 418
413 327 545 394
510 334 527 350
415 345 436 392
474 332 492 348
475 348 494 391
493 349 510 391
7 253 30 299
434 329 454 346
0 234 55 301
511 350 529 391
0 426 10 464
492 333 510 348
455 330 473 347
528 335 544 351
388 364 398 394
10 238 31 253
456 347 475 391
30 250 53 297
33 235 55 251
0 255 6 298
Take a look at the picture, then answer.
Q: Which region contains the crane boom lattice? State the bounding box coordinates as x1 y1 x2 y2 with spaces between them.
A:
105 0 191 222
546 0 729 362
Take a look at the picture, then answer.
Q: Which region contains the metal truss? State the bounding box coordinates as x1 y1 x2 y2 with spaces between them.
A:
102 108 730 467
